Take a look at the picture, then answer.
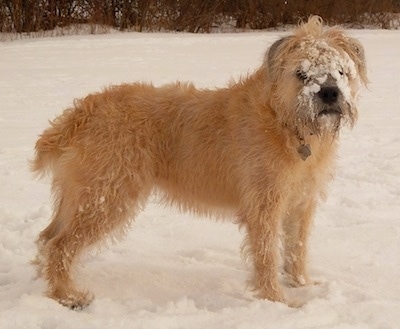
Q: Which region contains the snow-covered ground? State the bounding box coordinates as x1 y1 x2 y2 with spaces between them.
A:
0 29 399 328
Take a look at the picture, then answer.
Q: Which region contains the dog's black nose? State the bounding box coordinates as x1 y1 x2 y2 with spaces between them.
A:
318 87 340 104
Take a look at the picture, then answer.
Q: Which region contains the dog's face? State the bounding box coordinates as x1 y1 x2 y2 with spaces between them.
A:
266 16 368 139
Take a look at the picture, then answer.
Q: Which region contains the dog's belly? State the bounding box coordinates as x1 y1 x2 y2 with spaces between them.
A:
154 159 240 214
153 138 240 214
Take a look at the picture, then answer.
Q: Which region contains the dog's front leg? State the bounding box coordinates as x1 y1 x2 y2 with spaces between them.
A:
241 192 286 304
282 198 316 287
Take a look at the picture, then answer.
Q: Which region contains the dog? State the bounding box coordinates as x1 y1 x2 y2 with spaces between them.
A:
31 16 367 309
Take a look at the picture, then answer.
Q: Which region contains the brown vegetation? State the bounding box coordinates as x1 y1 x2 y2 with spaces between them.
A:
0 0 399 33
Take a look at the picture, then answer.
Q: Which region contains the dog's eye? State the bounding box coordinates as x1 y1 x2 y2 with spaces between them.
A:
339 70 344 76
296 70 308 81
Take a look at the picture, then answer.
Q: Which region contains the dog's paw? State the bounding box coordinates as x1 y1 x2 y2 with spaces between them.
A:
51 290 94 310
286 298 307 308
285 273 320 288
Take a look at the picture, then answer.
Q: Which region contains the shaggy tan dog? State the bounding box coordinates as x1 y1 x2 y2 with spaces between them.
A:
31 16 367 309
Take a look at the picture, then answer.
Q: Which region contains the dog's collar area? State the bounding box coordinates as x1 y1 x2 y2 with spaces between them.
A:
285 123 312 161
297 139 312 161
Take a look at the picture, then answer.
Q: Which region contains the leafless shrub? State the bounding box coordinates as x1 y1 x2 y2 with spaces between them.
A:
0 0 399 35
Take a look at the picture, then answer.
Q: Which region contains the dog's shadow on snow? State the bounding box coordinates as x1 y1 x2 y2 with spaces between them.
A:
78 249 330 312
79 248 252 312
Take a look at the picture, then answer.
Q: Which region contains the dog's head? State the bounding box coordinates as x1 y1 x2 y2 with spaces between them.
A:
265 16 368 139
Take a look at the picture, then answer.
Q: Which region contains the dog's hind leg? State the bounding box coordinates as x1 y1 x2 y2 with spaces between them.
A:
33 194 70 277
41 180 149 309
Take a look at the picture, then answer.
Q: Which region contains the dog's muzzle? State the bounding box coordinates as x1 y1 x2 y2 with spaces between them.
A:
317 86 343 117
318 86 339 105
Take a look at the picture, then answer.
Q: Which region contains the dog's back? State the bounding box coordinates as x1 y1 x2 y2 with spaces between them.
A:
32 81 249 214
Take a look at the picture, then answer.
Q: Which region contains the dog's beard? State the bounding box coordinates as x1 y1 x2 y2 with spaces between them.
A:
315 102 344 134
294 100 356 139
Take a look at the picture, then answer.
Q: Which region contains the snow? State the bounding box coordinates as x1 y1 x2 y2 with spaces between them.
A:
0 30 399 328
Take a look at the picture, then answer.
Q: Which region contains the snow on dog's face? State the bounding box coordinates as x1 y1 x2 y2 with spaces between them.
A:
265 16 368 139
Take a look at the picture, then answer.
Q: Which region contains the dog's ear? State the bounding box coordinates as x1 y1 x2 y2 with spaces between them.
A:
345 37 369 86
266 36 295 81
267 36 289 68
326 28 369 85
327 30 369 86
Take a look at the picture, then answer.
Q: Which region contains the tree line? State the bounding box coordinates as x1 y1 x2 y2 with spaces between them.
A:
1 0 399 33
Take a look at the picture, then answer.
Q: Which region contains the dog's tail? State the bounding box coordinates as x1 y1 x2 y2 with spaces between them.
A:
30 107 78 178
